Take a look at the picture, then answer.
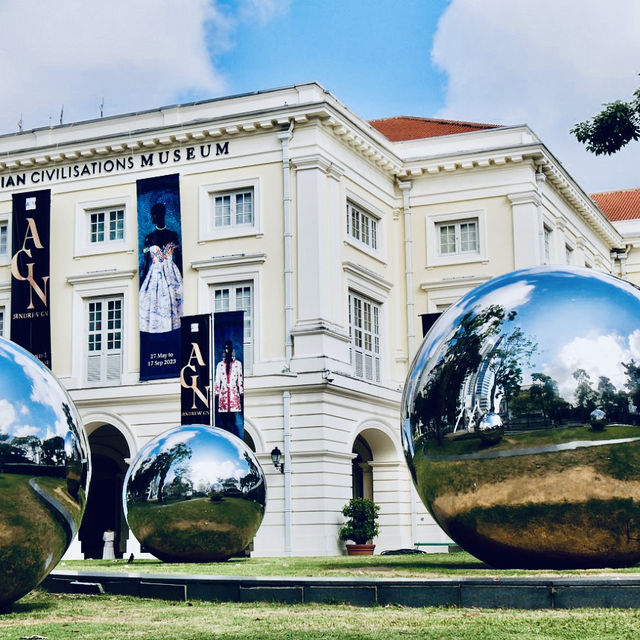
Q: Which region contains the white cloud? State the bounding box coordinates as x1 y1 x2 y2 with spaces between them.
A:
432 1 640 192
0 0 228 135
544 332 639 400
0 399 17 433
12 424 40 438
472 281 534 314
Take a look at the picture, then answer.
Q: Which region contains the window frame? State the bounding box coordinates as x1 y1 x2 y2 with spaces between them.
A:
74 196 133 257
199 178 261 242
0 282 10 338
344 192 385 260
67 270 135 388
193 253 265 375
211 280 255 374
86 295 124 385
0 212 11 266
348 290 382 383
426 210 487 267
346 200 379 253
343 261 390 385
436 219 479 257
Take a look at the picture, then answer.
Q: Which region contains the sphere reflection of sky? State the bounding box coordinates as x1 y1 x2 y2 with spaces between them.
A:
0 339 73 441
406 266 640 406
131 425 258 493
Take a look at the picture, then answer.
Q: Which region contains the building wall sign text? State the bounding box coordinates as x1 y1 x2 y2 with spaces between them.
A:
0 142 230 191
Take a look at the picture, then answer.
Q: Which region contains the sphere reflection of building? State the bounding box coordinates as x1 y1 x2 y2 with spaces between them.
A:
123 424 266 562
403 266 640 568
0 338 90 607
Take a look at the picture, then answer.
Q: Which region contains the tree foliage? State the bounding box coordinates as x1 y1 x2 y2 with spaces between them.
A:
571 86 640 155
339 497 380 544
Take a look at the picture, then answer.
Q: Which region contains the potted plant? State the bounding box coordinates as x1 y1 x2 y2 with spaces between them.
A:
339 497 380 555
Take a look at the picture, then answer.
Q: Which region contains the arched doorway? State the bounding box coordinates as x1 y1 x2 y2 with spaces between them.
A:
352 435 373 500
80 424 130 559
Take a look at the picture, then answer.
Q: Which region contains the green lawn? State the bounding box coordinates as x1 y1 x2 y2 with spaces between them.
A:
56 552 640 578
2 591 640 639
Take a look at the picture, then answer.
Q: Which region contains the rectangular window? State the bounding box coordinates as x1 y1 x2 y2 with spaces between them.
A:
0 308 4 337
86 296 122 383
544 226 551 263
0 221 8 257
346 201 378 251
437 219 479 256
566 244 574 265
89 208 125 244
213 188 254 229
349 291 381 382
212 281 253 372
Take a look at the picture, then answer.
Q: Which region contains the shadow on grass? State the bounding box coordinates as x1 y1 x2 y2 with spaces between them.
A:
0 599 55 616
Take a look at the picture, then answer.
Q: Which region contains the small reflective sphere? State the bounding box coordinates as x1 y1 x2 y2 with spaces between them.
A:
0 338 90 607
402 266 640 568
590 408 607 431
124 425 266 562
477 412 504 445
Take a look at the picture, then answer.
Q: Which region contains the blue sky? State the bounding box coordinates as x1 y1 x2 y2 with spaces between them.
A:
1 0 640 193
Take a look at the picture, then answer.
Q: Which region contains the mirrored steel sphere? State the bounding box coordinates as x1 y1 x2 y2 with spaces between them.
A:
590 408 607 431
477 412 504 445
402 266 640 568
124 425 266 562
0 338 90 607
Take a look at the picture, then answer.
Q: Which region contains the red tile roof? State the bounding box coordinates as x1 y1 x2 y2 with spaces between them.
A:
591 189 640 222
368 116 500 141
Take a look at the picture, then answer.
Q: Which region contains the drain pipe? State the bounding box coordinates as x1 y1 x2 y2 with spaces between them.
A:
399 181 415 356
399 180 418 547
283 390 292 555
278 123 294 371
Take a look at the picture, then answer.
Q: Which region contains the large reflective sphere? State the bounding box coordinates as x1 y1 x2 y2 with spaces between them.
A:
0 338 90 607
402 266 640 568
124 425 266 562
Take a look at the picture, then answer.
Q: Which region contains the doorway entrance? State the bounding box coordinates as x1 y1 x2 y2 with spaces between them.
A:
80 424 130 559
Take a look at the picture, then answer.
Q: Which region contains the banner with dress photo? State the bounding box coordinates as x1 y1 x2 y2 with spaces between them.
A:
213 310 244 439
137 174 183 381
11 189 51 368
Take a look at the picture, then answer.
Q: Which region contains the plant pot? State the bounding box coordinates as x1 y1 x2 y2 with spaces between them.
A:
345 543 375 556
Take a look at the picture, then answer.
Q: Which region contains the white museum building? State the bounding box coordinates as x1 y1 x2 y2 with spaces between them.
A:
0 82 632 558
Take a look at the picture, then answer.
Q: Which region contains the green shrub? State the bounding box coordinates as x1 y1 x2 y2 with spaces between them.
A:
338 497 380 544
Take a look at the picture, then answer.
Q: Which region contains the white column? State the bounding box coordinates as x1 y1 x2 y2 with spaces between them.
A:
291 155 350 364
509 191 543 269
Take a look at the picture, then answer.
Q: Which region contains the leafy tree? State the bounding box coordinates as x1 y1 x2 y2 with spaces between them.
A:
624 360 640 413
573 368 598 421
571 85 640 155
529 373 570 425
596 376 629 423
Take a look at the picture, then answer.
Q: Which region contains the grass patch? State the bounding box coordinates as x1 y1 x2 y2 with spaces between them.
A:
3 590 640 639
56 552 640 578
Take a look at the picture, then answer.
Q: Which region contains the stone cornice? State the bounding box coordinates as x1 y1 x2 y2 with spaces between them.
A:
191 252 267 271
421 274 491 292
66 269 136 285
342 261 393 292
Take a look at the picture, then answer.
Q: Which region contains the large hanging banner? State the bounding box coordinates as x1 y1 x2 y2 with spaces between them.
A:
213 311 245 439
11 189 51 368
137 174 183 380
180 313 212 426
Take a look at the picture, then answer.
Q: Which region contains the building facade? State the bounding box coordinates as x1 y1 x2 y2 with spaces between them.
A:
0 83 626 558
